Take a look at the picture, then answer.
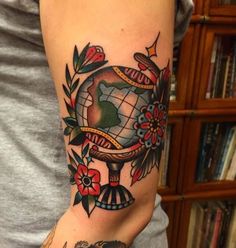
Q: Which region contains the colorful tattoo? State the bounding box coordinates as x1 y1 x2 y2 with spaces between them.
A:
63 240 127 248
63 32 170 216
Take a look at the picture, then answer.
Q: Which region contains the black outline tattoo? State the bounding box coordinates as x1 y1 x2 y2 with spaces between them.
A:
64 240 127 248
63 32 170 217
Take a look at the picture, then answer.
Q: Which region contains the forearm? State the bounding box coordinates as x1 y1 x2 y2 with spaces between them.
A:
40 1 174 247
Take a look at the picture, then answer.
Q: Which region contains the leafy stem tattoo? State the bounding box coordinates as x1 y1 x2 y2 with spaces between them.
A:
63 240 127 248
63 32 170 217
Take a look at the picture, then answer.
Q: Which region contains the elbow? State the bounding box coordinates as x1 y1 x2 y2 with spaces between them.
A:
112 192 156 243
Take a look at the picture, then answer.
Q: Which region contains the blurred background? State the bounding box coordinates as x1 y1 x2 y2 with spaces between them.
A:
157 1 236 247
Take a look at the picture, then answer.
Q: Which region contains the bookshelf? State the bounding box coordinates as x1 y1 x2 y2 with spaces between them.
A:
157 118 184 195
157 0 236 247
186 200 236 248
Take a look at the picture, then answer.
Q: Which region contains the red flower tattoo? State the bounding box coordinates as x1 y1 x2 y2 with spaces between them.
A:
82 46 105 67
134 101 167 149
74 164 101 196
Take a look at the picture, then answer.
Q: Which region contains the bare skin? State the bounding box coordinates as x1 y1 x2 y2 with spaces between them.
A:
40 1 174 247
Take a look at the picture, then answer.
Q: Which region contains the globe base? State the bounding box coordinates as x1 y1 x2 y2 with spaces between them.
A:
95 184 135 210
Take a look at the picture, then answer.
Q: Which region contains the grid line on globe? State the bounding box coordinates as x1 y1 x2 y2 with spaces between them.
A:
76 72 151 148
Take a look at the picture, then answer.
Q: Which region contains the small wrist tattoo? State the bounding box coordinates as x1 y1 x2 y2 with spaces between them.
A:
64 240 127 248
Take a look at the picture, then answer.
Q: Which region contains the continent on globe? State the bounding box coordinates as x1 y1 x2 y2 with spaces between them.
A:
75 66 152 148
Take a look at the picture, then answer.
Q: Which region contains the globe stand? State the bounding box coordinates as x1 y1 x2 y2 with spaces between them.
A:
89 144 146 210
95 162 135 210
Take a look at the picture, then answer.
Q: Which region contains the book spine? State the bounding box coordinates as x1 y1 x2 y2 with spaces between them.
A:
205 207 217 247
219 127 236 180
159 125 171 186
225 52 233 98
222 55 231 98
196 124 209 182
187 204 198 248
212 37 222 98
193 203 205 248
219 202 234 247
207 124 224 180
225 206 236 248
225 148 236 180
200 207 212 248
206 38 218 99
229 40 236 97
216 55 228 98
214 126 231 180
210 207 223 248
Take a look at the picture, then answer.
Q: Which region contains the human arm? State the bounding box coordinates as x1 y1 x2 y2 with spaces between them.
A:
40 1 174 247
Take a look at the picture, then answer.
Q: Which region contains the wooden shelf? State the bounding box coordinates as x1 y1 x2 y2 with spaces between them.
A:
169 25 199 110
182 116 236 193
157 118 184 195
194 25 236 109
206 0 236 17
178 194 236 248
161 1 236 246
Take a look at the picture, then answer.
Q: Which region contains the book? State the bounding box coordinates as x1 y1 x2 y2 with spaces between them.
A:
222 55 231 98
162 126 171 185
207 124 225 180
229 40 236 98
211 37 223 98
158 126 171 186
218 201 234 247
210 207 223 248
187 203 198 248
204 206 217 248
204 124 220 181
225 206 236 248
192 203 205 248
213 125 232 180
215 55 228 98
208 36 236 98
196 124 209 182
206 38 218 99
219 126 236 180
225 52 234 98
225 148 236 180
199 206 212 248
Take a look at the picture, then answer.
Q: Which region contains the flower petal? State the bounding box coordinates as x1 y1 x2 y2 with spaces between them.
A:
87 169 100 183
78 183 89 196
140 122 150 129
153 105 159 119
91 53 105 63
74 173 79 184
160 119 166 127
85 46 96 63
74 173 83 186
89 183 101 196
157 128 164 137
151 133 157 145
158 111 165 120
144 130 152 141
145 111 153 120
77 164 88 177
